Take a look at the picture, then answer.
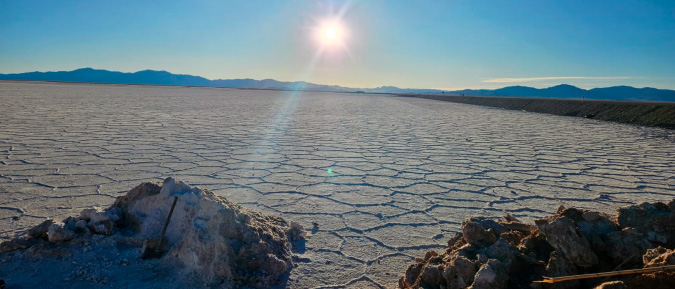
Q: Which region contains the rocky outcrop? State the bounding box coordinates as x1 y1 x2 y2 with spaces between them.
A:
536 215 598 268
0 177 306 288
643 247 675 267
399 200 675 289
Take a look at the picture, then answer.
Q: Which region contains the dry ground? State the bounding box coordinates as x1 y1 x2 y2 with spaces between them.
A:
1 81 674 288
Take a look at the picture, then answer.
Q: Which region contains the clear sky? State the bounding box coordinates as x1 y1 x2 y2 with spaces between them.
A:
1 0 674 89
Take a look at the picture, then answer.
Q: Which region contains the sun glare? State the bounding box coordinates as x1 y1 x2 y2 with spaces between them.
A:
308 10 354 61
315 20 347 48
324 27 338 41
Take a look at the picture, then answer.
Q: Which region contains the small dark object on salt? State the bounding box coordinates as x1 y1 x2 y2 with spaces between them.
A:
142 196 178 260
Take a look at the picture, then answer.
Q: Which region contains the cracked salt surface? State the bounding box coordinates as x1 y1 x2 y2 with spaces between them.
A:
1 81 674 288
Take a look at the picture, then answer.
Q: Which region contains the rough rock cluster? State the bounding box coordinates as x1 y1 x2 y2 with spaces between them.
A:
399 200 675 289
0 177 305 288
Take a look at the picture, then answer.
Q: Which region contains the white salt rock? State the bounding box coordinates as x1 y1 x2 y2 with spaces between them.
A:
110 177 303 288
47 224 75 242
80 207 120 224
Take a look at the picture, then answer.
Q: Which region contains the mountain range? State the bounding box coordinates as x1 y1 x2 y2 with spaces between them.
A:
1 68 674 102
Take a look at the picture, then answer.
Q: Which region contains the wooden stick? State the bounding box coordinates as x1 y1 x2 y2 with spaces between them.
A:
155 196 178 252
534 265 675 283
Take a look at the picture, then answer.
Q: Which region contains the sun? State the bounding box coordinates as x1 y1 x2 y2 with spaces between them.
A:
315 20 346 47
324 27 338 42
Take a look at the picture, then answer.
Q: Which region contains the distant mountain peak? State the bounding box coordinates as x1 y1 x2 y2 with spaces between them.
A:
376 85 401 89
0 68 673 102
135 69 172 75
550 84 580 88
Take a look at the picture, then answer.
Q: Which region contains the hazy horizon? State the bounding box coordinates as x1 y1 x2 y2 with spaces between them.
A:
4 67 675 92
1 1 674 90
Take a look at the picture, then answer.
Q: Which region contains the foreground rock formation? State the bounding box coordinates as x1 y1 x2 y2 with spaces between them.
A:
399 200 675 289
0 177 305 288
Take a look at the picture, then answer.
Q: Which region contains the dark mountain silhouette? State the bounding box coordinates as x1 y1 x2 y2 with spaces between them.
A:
0 68 351 92
1 68 214 86
451 84 675 102
1 68 673 102
455 84 587 99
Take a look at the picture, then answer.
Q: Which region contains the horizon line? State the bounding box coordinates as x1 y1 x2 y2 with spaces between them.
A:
0 68 671 91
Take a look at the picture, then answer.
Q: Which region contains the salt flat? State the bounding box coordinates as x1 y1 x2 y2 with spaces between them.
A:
1 81 674 288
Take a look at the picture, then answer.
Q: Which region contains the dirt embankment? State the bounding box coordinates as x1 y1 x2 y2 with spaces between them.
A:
407 94 675 129
399 200 675 289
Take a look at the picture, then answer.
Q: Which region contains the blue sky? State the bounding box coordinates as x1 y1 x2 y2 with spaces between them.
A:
1 0 674 89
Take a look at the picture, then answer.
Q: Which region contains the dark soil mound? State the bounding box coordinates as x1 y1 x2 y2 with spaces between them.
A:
399 200 675 289
414 95 675 130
